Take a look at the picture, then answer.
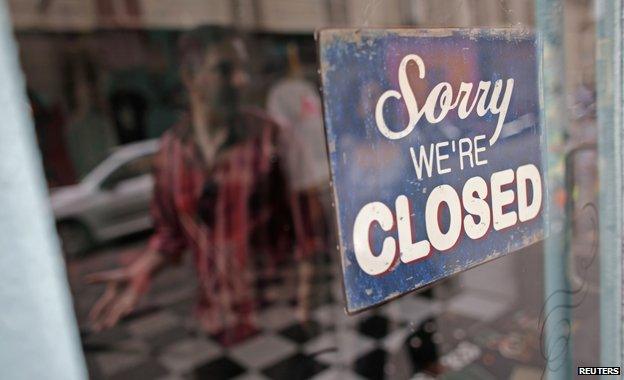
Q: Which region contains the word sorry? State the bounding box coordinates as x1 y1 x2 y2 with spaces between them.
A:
352 164 541 276
375 54 514 146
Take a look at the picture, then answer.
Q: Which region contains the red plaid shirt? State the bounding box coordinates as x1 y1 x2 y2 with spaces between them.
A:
148 108 284 331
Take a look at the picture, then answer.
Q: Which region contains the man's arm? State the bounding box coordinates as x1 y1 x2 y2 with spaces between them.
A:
85 246 166 331
86 133 187 330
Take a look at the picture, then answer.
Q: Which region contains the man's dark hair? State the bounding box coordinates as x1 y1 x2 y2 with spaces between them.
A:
178 25 240 79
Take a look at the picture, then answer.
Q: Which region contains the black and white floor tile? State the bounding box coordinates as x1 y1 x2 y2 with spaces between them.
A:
72 245 547 380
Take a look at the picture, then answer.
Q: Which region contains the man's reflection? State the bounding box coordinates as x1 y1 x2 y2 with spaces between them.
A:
86 26 312 345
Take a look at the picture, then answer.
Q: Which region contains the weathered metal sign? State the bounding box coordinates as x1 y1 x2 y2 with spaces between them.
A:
319 29 545 313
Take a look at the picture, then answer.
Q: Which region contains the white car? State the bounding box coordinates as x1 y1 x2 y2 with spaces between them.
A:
50 139 159 257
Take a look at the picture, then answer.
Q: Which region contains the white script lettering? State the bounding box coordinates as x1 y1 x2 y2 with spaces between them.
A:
375 54 514 146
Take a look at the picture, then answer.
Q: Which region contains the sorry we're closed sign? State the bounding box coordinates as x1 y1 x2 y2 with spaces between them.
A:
318 29 545 313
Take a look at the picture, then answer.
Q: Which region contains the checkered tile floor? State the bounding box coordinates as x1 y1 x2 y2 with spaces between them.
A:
69 241 553 380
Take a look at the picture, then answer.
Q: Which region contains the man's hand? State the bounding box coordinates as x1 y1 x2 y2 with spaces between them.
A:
85 249 165 331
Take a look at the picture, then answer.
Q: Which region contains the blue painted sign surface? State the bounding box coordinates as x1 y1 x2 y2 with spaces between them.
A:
319 29 545 313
